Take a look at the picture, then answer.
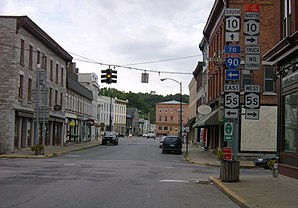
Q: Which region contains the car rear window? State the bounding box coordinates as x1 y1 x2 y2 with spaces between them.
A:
164 137 179 143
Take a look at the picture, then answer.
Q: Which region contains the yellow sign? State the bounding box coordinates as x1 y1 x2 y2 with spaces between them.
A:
69 121 75 126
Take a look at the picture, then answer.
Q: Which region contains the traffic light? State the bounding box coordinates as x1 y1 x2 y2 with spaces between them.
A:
101 68 117 84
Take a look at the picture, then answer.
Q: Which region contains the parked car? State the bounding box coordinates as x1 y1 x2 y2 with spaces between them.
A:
162 136 182 154
117 133 125 138
159 136 166 148
102 131 119 145
147 132 156 139
253 155 277 169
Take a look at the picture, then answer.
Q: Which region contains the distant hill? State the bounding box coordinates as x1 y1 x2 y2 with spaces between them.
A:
99 87 189 123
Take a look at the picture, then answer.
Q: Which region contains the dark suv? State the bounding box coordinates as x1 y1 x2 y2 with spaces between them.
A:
162 136 182 154
102 131 119 145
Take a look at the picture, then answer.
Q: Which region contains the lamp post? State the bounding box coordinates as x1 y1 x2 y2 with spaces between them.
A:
160 78 186 154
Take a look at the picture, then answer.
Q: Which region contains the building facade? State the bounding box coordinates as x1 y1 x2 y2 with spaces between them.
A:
114 97 128 135
193 0 278 155
263 0 298 179
155 100 189 137
0 16 72 153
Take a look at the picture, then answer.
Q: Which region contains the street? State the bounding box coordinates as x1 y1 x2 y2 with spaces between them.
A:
0 137 239 208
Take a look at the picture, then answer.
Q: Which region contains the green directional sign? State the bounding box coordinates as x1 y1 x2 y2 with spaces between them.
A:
224 122 233 141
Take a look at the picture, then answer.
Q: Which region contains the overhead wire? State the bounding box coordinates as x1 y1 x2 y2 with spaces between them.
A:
0 22 205 76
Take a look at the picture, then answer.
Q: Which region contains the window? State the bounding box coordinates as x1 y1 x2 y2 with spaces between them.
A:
242 70 252 89
55 90 58 106
159 108 162 113
42 55 47 70
20 39 25 65
282 0 291 37
49 88 52 107
55 64 59 83
50 60 53 80
283 92 297 152
28 78 32 101
164 108 168 113
37 50 41 65
164 116 167 122
171 116 173 121
19 74 24 99
61 67 64 86
264 66 275 92
158 126 162 130
159 116 162 122
164 126 168 131
29 45 33 69
60 93 63 108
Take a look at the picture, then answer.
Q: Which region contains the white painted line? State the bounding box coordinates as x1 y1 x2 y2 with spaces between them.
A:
159 179 189 183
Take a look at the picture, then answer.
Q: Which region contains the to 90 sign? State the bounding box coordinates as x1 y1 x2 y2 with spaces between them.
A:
225 57 241 69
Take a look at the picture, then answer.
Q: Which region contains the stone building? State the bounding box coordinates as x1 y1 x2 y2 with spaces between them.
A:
0 16 72 153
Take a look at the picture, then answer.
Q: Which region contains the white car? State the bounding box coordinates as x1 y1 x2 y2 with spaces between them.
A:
147 132 156 139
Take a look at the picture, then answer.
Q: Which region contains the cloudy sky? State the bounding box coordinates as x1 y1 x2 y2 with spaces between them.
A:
0 0 214 95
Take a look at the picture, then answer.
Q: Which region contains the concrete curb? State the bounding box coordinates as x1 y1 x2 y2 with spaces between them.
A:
210 176 250 208
0 143 102 159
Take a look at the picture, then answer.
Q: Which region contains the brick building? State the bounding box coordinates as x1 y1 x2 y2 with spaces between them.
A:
155 100 189 137
193 0 278 154
263 0 298 179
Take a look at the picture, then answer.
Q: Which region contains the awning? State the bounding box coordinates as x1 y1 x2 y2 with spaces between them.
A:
184 117 196 127
193 109 220 128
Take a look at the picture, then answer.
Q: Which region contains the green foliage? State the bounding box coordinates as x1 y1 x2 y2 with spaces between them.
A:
31 144 44 152
99 87 189 123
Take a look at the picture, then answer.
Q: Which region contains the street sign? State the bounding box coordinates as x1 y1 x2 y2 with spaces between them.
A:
225 32 239 42
223 147 232 160
245 54 260 69
244 19 260 36
245 109 259 120
224 84 240 92
224 46 241 54
245 46 260 54
225 108 238 119
245 36 258 45
244 85 260 92
225 56 241 69
226 70 240 80
244 4 260 13
141 73 149 83
225 8 241 16
225 16 241 32
224 92 240 108
224 122 233 141
244 92 260 109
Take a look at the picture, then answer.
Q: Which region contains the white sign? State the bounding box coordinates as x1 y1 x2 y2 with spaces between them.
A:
244 19 260 36
245 36 258 45
245 54 260 70
225 8 241 16
245 46 260 54
224 84 240 92
225 16 240 32
225 108 238 119
225 32 239 42
245 85 260 92
197 105 212 115
224 92 240 108
244 12 260 20
244 92 260 109
245 109 259 120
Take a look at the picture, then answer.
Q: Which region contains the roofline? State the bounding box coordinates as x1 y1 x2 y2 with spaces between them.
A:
1 15 72 61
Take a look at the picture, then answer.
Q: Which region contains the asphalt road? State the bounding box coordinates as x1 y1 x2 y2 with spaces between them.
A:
0 137 239 208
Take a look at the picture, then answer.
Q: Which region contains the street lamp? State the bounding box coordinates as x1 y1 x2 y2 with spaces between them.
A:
160 78 186 154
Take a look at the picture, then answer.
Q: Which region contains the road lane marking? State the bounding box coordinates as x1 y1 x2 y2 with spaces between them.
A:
159 179 189 183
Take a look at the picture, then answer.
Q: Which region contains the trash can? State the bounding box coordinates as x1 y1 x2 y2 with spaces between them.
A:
220 160 240 182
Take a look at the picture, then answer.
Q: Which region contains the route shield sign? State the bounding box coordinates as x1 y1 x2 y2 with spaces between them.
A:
224 92 240 108
225 56 241 69
224 122 233 141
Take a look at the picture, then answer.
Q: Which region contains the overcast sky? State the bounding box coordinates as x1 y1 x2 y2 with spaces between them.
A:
0 0 214 95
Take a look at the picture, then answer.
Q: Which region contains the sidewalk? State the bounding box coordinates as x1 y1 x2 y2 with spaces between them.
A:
184 144 298 208
0 140 102 159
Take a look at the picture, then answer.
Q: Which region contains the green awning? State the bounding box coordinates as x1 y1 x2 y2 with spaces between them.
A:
193 109 220 128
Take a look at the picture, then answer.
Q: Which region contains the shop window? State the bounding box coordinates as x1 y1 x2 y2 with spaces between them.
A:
283 92 297 152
